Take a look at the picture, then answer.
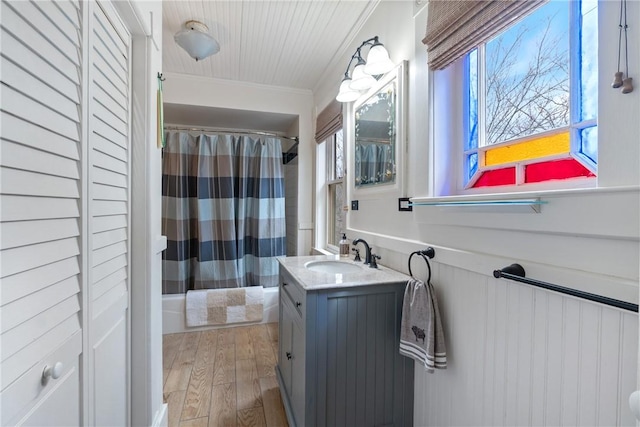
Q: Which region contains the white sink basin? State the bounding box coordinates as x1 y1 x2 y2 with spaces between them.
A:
304 260 363 274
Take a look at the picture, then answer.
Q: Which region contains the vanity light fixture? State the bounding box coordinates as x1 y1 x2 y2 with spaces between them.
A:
336 36 395 102
174 20 220 61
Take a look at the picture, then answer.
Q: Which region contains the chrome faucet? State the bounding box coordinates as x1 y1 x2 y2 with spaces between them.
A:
352 238 371 264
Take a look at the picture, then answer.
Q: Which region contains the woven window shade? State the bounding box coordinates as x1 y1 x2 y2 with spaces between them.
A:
315 99 342 144
423 0 547 70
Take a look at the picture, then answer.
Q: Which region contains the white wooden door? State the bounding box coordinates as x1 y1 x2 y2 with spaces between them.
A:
1 0 83 424
1 1 132 425
87 2 131 426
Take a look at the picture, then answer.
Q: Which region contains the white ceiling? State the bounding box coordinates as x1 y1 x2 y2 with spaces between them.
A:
162 0 379 91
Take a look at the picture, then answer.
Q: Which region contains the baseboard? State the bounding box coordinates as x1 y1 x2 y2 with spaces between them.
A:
151 403 168 427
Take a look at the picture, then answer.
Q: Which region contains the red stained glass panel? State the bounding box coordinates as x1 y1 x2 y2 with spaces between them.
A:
472 167 516 188
525 158 595 183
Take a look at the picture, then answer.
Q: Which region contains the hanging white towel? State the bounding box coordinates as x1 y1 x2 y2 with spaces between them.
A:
399 279 447 372
185 287 264 327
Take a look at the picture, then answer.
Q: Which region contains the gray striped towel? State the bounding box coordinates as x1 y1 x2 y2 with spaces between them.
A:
399 278 447 372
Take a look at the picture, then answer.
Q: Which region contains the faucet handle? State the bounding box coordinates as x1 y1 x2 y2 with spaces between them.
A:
369 254 381 269
352 248 361 262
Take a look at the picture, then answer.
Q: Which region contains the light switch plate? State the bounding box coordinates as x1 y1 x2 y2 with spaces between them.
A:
398 197 412 212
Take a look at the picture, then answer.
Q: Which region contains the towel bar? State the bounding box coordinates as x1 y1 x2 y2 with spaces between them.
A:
494 263 638 312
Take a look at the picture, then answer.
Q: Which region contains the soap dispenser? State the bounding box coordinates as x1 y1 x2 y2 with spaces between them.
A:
339 233 350 257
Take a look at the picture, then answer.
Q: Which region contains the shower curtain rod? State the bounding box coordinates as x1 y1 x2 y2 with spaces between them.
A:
164 126 299 142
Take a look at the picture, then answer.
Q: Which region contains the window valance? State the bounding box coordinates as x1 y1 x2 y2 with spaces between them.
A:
315 99 342 143
423 0 547 70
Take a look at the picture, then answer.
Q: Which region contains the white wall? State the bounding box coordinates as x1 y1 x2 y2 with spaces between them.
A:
284 157 299 256
163 73 315 255
313 1 639 425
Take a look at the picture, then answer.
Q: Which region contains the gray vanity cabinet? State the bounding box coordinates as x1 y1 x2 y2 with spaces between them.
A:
276 266 414 427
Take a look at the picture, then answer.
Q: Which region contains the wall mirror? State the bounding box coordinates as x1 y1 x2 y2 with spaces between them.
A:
352 61 406 195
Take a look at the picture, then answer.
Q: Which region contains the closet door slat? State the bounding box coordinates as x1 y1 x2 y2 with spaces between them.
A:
93 214 127 234
1 168 79 199
1 218 80 250
93 183 127 202
1 195 80 221
1 140 80 179
94 150 127 175
1 238 80 278
0 258 80 306
0 112 80 160
93 228 127 250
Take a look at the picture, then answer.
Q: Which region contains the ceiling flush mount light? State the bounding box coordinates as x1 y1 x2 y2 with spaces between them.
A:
174 20 220 61
336 36 395 102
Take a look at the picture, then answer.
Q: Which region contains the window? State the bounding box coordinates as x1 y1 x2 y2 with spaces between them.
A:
464 0 598 189
326 129 345 247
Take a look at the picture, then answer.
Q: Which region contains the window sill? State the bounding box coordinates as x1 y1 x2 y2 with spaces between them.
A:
411 185 639 213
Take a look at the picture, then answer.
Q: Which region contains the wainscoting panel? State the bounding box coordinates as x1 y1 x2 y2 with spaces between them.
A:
414 262 638 426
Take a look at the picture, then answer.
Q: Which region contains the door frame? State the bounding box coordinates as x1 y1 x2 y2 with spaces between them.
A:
112 2 166 426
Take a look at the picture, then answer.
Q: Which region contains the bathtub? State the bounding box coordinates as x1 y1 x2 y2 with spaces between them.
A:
162 287 280 334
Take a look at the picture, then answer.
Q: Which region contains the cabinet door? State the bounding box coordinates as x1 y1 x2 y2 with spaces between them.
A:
279 299 294 396
290 318 306 426
318 285 413 427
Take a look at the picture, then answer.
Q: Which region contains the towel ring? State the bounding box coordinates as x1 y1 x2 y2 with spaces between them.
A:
408 247 435 283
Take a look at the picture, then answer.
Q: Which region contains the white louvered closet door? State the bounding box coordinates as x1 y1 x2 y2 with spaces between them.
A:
0 0 83 425
87 2 131 426
1 0 132 425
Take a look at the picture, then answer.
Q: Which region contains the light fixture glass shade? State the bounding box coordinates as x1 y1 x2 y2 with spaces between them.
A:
174 20 220 61
364 43 395 75
349 63 376 90
336 78 361 102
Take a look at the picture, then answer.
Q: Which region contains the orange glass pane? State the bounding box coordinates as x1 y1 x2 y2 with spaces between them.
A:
485 131 570 167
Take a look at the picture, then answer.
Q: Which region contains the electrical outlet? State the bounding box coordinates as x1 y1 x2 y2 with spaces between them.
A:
351 200 359 210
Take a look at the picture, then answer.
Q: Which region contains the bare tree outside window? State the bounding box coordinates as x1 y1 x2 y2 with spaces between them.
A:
483 3 570 145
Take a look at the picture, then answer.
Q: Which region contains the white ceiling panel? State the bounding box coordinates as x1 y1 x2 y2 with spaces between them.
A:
162 0 378 90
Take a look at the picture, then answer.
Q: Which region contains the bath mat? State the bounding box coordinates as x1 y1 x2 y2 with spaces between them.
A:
185 287 264 327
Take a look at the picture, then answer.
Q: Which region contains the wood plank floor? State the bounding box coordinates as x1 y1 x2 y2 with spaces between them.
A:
163 323 289 427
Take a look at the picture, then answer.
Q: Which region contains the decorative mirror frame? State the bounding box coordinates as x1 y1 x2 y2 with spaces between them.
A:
350 60 407 198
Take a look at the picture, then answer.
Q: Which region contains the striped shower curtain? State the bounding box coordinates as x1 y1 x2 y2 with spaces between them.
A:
162 131 286 294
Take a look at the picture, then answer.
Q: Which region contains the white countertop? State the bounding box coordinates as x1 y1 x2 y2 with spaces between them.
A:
277 255 411 291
